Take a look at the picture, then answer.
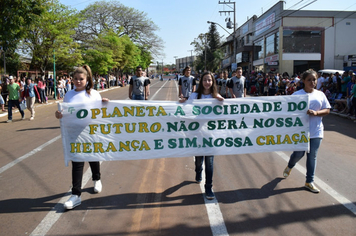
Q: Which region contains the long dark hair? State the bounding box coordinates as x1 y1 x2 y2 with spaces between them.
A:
73 65 93 94
301 69 317 81
195 71 218 99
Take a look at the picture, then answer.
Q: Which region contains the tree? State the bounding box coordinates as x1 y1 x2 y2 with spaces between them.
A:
83 31 121 75
20 0 82 73
74 1 163 59
0 0 45 51
0 49 21 75
191 24 223 72
206 23 223 72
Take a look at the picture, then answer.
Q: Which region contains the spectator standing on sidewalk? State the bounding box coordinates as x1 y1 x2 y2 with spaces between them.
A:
351 75 356 120
65 76 72 94
7 76 25 123
0 83 5 111
22 78 41 120
341 71 352 97
1 77 9 106
283 69 331 193
37 76 47 104
48 75 54 96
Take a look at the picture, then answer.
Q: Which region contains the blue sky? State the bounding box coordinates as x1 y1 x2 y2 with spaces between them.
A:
59 0 356 65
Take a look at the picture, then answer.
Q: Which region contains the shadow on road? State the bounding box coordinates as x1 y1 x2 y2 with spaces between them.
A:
16 126 60 132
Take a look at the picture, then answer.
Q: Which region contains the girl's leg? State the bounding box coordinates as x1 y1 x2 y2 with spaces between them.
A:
288 151 305 168
204 156 214 189
306 138 322 183
89 162 101 181
72 162 85 196
195 156 204 182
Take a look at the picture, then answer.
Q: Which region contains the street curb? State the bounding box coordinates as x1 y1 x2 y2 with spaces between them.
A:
330 111 356 122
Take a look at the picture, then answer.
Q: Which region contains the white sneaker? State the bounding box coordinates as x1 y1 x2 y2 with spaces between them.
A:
64 195 81 210
30 116 34 120
94 180 102 193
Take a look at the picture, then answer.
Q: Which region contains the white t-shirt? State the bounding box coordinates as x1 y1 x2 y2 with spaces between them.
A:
316 76 324 90
188 92 212 100
293 89 331 138
63 89 102 103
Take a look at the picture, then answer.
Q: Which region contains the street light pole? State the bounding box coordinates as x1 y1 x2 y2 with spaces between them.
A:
205 34 207 71
218 1 236 63
53 46 57 100
174 56 178 72
207 21 231 35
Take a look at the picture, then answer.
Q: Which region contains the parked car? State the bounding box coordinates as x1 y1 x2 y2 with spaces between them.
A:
318 69 344 75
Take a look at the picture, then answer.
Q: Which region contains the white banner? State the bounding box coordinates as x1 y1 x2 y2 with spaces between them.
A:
59 95 309 166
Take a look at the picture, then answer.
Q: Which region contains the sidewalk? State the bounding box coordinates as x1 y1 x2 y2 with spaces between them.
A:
330 110 356 122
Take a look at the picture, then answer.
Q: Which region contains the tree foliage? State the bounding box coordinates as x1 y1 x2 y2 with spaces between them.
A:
21 0 82 72
0 0 45 51
3 0 161 75
191 24 223 72
74 1 163 60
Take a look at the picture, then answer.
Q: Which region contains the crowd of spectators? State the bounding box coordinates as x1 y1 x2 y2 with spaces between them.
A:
213 69 355 119
0 73 130 118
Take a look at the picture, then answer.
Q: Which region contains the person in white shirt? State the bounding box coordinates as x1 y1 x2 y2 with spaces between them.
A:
316 72 324 90
55 65 109 210
283 69 331 193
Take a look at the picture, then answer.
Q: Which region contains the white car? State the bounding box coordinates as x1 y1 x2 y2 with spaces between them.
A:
318 69 344 75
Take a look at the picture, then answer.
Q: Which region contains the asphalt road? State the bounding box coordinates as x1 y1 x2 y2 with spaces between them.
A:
0 79 355 236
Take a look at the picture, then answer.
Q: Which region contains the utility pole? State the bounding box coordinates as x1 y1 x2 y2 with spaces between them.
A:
187 50 193 65
174 56 178 72
53 46 56 100
205 34 207 71
219 0 236 63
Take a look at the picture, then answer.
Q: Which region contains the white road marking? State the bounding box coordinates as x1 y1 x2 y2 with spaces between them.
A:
275 151 356 215
0 135 62 174
149 80 169 100
30 164 97 236
197 157 229 236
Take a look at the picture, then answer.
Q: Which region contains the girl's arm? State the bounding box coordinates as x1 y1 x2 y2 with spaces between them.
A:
307 108 330 117
215 94 224 101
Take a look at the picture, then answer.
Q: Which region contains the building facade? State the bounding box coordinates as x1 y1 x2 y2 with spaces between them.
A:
176 55 197 74
221 1 356 75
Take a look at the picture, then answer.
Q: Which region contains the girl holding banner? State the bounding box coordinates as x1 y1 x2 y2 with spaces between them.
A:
55 65 108 210
181 71 224 200
283 69 331 193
